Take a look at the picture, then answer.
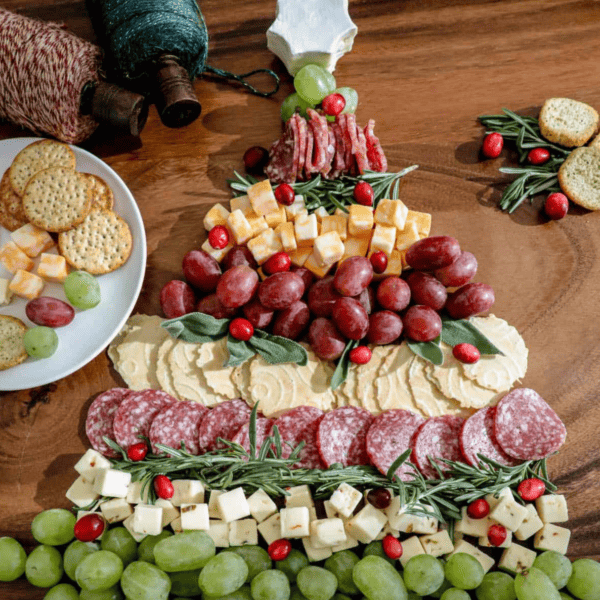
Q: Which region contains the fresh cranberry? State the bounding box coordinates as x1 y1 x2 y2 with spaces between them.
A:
229 317 254 341
517 478 546 501
74 514 105 542
382 534 403 560
467 498 490 519
243 146 269 173
370 251 388 274
487 524 508 547
208 225 230 249
268 539 292 561
452 343 481 364
154 475 174 500
544 192 569 220
263 252 292 275
275 183 295 206
528 148 550 165
349 346 372 365
481 132 503 158
353 181 374 206
127 442 148 461
321 93 346 117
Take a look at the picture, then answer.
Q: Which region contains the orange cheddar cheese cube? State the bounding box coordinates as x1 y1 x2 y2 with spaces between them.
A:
9 269 45 300
313 207 329 221
285 195 307 221
230 195 254 217
294 213 319 247
0 241 34 273
405 210 432 238
335 207 349 220
246 214 270 238
374 199 409 230
0 277 13 304
289 246 312 268
37 253 69 283
203 203 230 231
320 215 347 241
11 223 54 258
348 205 374 237
247 180 279 217
247 228 283 265
276 222 297 253
201 239 233 263
314 232 344 267
227 209 253 245
304 250 334 279
395 221 420 251
341 235 370 263
370 224 397 256
265 205 287 229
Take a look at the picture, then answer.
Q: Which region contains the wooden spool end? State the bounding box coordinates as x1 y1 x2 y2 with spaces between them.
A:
154 55 202 128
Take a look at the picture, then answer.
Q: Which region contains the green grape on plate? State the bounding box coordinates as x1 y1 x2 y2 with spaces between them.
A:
79 584 124 600
225 544 271 582
281 92 314 122
168 568 202 597
251 569 291 600
0 537 27 582
64 271 101 310
64 540 99 581
475 571 516 600
121 560 171 600
23 326 59 358
534 551 573 590
515 567 561 600
153 530 215 572
403 554 445 596
198 551 248 597
567 559 600 600
294 64 336 105
75 549 123 592
43 583 80 600
275 548 309 583
31 508 76 546
353 555 408 600
100 526 137 567
324 550 361 596
444 553 484 590
441 589 470 600
296 565 338 600
137 530 172 564
25 544 64 588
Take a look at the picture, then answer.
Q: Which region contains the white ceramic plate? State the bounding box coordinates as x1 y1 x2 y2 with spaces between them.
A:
0 138 146 391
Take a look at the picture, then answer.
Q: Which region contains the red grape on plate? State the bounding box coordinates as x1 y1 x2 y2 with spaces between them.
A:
403 305 442 342
26 297 75 327
307 276 343 317
159 281 196 319
222 246 258 271
367 311 403 345
197 294 237 320
332 297 369 340
242 297 275 329
258 272 305 310
405 271 447 311
405 236 461 271
334 256 373 297
291 266 314 293
308 318 347 360
272 300 310 340
216 265 259 308
376 276 411 312
445 282 495 319
434 251 477 288
183 249 222 293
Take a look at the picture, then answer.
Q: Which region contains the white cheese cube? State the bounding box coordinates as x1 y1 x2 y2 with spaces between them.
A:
258 512 282 545
304 250 334 278
375 199 409 230
479 529 512 548
332 534 360 552
126 481 149 505
454 506 493 537
395 221 420 251
74 449 112 481
301 536 333 562
9 269 44 300
323 500 347 521
370 224 396 256
208 490 224 519
311 518 347 547
485 487 513 511
11 223 54 257
37 253 69 283
285 195 306 220
533 523 570 554
248 489 278 523
276 222 297 253
133 504 163 536
345 504 387 544
535 495 568 523
217 487 251 522
348 205 374 237
515 504 544 541
498 542 537 574
0 278 12 304
201 238 233 263
0 241 34 273
294 213 319 247
321 215 347 241
313 206 329 221
76 512 105 541
329 483 362 518
66 475 100 508
247 227 283 265
93 469 131 498
285 485 314 509
376 521 400 541
247 214 270 238
265 205 287 229
399 536 426 567
208 520 230 547
313 231 344 266
420 530 454 557
180 503 210 531
489 498 529 532
123 513 147 542
171 480 205 507
281 507 310 538
248 179 279 217
100 498 133 524
155 499 180 528
230 195 254 217
448 540 495 574
227 209 253 245
229 519 258 546
203 203 230 231
171 516 184 534
385 498 438 534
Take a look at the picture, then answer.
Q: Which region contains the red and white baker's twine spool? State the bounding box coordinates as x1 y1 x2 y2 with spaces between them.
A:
0 9 102 143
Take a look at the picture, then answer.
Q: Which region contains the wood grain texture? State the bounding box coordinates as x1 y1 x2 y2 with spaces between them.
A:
1 0 600 595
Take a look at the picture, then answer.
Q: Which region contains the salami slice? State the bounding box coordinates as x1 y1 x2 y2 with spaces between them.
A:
317 406 374 467
307 108 329 173
337 114 356 175
295 115 308 180
264 128 296 184
304 127 315 178
149 401 208 456
494 388 567 460
289 115 301 182
113 390 175 451
231 416 274 456
320 128 336 177
460 407 522 467
364 119 388 172
329 123 347 179
345 113 360 155
354 124 369 175
86 388 131 458
274 406 324 469
366 409 425 481
197 399 251 452
411 415 466 479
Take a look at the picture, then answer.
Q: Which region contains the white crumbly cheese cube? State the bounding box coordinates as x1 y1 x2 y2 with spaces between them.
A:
93 469 131 498
285 485 314 507
201 238 233 263
285 195 306 220
74 449 112 481
332 534 360 552
304 250 334 278
208 490 224 519
395 221 420 251
311 518 347 547
498 542 537 574
348 205 374 237
399 536 426 567
171 516 184 534
479 530 512 548
454 506 493 537
208 520 230 547
376 521 400 541
203 203 230 230
66 475 100 508
313 231 344 266
288 246 312 268
0 278 12 304
533 523 571 554
126 481 149 505
385 498 438 534
171 480 205 507
227 209 253 245
375 199 409 230
265 205 287 228
248 179 279 217
180 503 210 531
230 195 254 217
123 513 147 543
371 249 404 280
448 540 495 574
217 487 251 522
275 222 297 253
489 498 529 532
155 499 180 528
133 504 163 536
341 234 370 263
329 483 362 518
229 519 258 546
248 489 278 523
100 498 133 524
247 227 283 265
320 215 347 241
370 224 396 256
302 536 333 562
323 500 347 521
11 223 54 257
405 210 432 238
280 507 310 538
76 512 105 541
535 495 568 523
37 253 69 283
257 512 282 545
0 241 34 273
247 214 270 238
514 504 544 541
9 269 44 300
346 504 387 544
313 206 329 221
294 213 319 247
485 487 513 511
420 530 454 557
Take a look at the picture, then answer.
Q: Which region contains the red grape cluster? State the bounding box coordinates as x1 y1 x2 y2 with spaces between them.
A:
160 235 495 361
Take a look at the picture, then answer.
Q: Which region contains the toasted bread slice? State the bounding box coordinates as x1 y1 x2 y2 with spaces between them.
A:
0 315 28 370
540 98 599 148
558 147 600 210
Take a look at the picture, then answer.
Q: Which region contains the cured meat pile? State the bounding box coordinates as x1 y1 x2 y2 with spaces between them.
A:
86 387 566 480
264 110 388 184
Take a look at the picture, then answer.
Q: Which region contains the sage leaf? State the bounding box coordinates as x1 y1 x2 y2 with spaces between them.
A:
407 338 444 366
441 318 502 355
162 312 230 343
225 334 255 367
249 330 308 366
330 339 359 390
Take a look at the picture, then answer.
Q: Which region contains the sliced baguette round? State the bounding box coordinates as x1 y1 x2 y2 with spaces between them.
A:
0 315 28 370
558 147 600 210
539 98 599 148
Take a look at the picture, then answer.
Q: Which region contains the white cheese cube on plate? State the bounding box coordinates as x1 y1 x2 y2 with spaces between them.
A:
281 507 310 538
515 504 544 541
208 520 230 547
535 495 568 523
490 498 529 532
454 506 492 537
217 487 251 522
180 503 210 531
257 512 282 545
123 513 147 543
320 215 347 241
313 206 329 221
420 530 454 557
93 469 131 498
100 498 133 524
171 516 184 534
345 504 387 544
0 241 34 273
498 542 537 574
332 534 360 552
37 253 69 283
247 214 270 238
227 209 253 245
229 519 258 546
376 521 400 541
133 504 163 536
285 195 306 220
485 487 513 511
294 213 319 247
447 540 495 574
323 500 347 521
0 277 12 304
479 529 512 548
201 238 233 263
285 485 314 509
533 523 570 554
276 222 297 253
203 203 230 231
126 481 149 505
311 518 347 547
375 199 409 230
11 223 54 257
66 475 100 508
313 231 344 266
329 483 362 518
171 480 205 507
155 499 180 528
247 227 283 265
208 490 224 519
385 498 438 534
74 449 112 481
230 195 254 217
302 536 333 562
399 536 426 567
395 221 420 252
248 489 278 523
370 224 396 256
265 205 287 228
248 179 279 217
348 205 374 237
9 269 44 300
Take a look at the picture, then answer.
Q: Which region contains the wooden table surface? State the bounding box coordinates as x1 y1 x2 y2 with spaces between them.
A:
2 0 600 596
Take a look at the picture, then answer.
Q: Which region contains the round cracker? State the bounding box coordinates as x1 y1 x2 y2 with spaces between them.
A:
0 315 28 370
85 173 114 211
23 167 92 232
58 208 132 274
0 170 27 231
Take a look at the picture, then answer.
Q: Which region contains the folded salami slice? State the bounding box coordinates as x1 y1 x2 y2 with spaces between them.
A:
317 406 374 467
364 119 388 172
460 406 522 467
264 126 296 184
305 127 315 178
307 108 329 173
345 113 360 155
149 401 208 456
289 115 301 182
329 123 347 179
411 415 466 479
295 114 308 180
494 388 567 460
231 416 274 456
366 409 425 481
274 406 324 469
86 388 131 458
354 123 369 175
337 114 356 175
320 128 336 177
197 398 251 452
